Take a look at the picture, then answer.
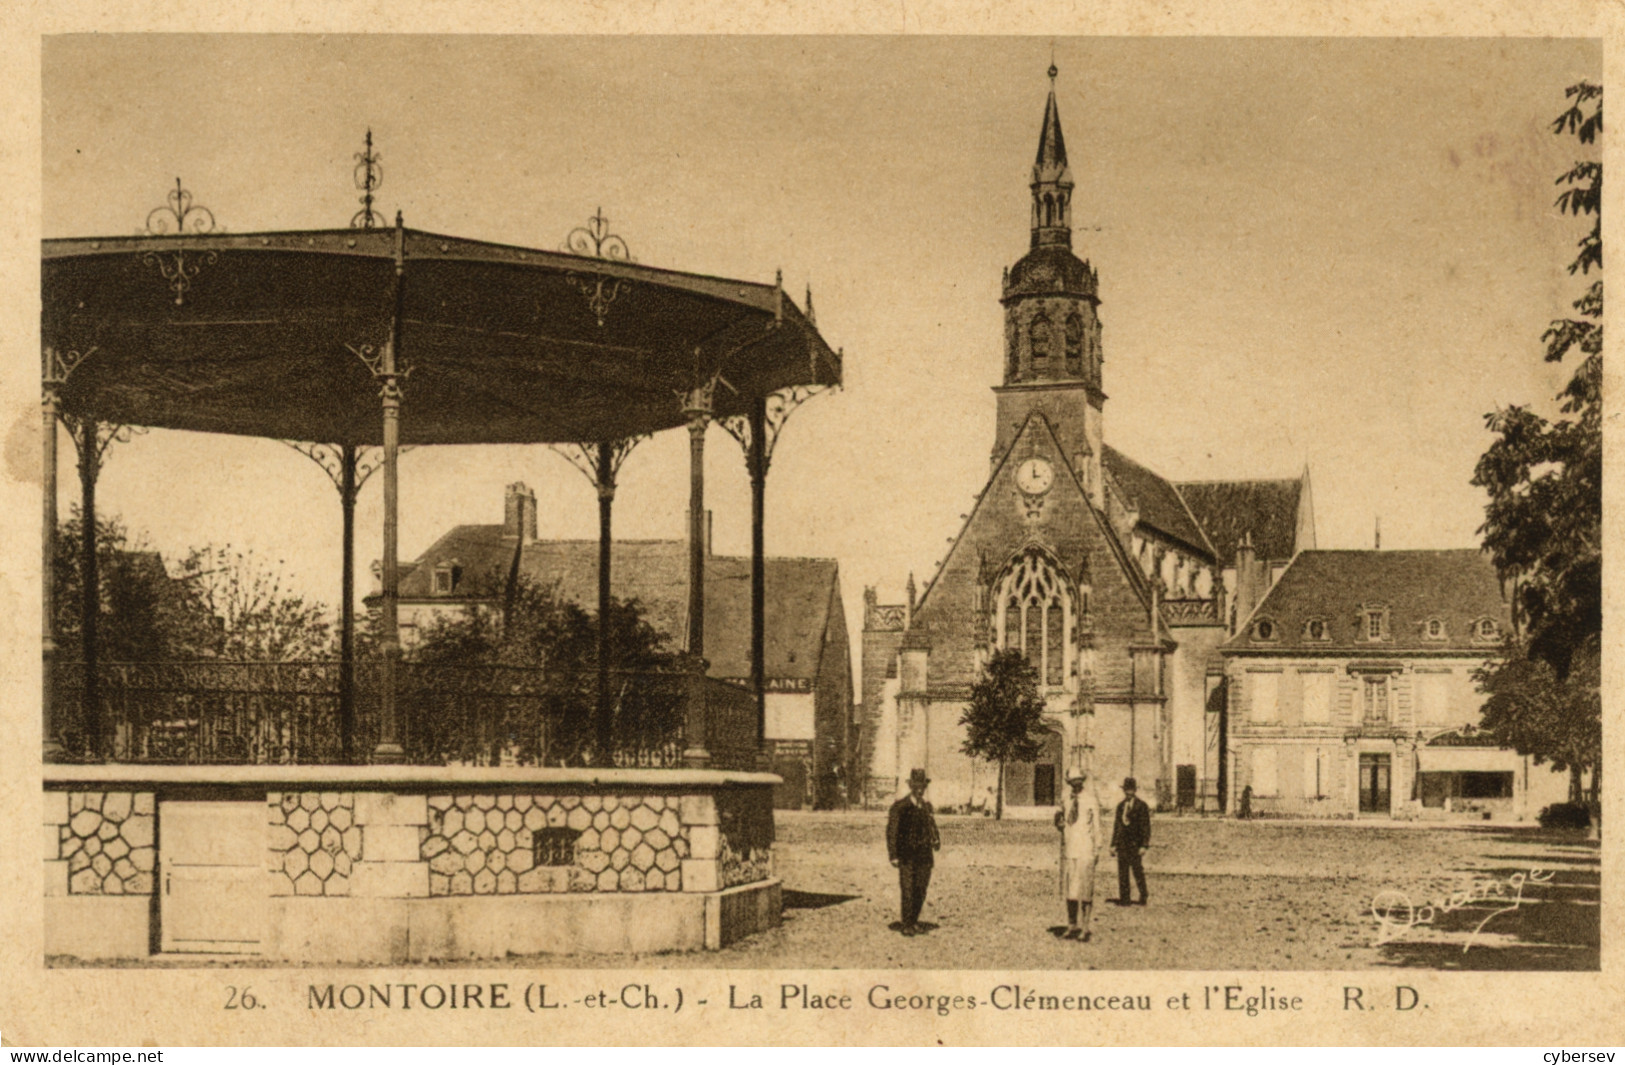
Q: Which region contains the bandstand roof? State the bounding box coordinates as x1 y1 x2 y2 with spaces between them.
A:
41 226 842 445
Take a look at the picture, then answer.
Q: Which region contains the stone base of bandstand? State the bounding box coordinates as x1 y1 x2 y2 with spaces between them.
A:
44 765 780 964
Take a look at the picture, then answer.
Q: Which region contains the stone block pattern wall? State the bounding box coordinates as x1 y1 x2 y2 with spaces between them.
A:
55 792 155 895
420 793 690 896
268 792 361 896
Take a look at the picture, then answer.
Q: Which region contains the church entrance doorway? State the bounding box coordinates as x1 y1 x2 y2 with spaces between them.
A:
1005 727 1063 809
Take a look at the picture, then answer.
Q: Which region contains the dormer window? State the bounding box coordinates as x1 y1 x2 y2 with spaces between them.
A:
1304 618 1329 642
1252 618 1278 642
1423 617 1447 641
432 562 461 596
1360 605 1391 642
1473 618 1500 641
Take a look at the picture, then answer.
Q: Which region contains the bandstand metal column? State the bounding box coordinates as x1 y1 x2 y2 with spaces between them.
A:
681 379 713 768
595 441 615 756
370 213 408 764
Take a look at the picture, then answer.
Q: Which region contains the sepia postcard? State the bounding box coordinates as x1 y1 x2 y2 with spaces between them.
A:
0 5 1618 1048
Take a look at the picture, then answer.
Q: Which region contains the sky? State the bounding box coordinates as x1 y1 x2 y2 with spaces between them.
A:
33 35 1601 669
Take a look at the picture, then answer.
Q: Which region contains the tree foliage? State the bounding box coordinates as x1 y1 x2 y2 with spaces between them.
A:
408 577 692 766
1471 81 1602 803
174 545 334 661
53 512 216 661
54 516 335 663
1475 641 1600 804
961 648 1048 819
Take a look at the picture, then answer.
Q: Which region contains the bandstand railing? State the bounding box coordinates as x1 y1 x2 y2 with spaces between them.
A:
53 660 759 770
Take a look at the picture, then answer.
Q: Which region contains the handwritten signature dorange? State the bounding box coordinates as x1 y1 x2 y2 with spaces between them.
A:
1369 867 1555 952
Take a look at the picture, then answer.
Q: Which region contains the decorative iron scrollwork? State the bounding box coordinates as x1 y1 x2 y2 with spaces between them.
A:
562 209 633 326
145 177 216 235
141 178 219 306
549 436 648 498
60 415 146 473
351 129 384 229
281 441 409 499
346 341 411 399
719 384 832 476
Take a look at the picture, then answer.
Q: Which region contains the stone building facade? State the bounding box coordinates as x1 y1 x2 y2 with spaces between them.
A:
858 71 1313 812
1221 549 1570 821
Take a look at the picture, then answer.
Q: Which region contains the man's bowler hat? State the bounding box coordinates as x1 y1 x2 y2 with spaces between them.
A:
908 768 930 788
1122 777 1138 790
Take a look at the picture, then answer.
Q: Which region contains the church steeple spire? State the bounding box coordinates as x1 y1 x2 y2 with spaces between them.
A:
1031 64 1074 250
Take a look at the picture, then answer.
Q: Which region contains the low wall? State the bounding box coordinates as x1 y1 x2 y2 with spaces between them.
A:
44 766 779 963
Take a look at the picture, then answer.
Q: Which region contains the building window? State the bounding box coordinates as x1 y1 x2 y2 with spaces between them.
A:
1416 672 1451 726
1366 612 1382 639
433 566 455 595
1250 746 1278 796
1474 618 1500 641
1423 617 1446 640
994 550 1073 690
1301 671 1333 724
1250 671 1280 723
1304 618 1329 641
1362 677 1391 724
1029 315 1053 372
1252 618 1277 642
1065 313 1084 374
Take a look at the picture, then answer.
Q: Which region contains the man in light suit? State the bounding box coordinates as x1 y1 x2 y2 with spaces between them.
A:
1055 768 1102 940
886 768 941 935
1110 776 1152 905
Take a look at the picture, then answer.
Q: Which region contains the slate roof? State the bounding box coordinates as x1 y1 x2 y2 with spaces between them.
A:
1101 445 1214 559
1175 478 1305 566
396 532 840 682
1224 549 1511 653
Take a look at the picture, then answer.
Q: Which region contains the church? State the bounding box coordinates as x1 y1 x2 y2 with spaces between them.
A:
858 69 1314 813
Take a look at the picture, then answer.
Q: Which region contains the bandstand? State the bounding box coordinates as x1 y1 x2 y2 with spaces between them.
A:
39 170 842 962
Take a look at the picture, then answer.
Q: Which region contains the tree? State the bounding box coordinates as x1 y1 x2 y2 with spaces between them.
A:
52 511 217 661
408 577 692 766
1471 82 1602 813
960 648 1048 820
173 545 334 661
1475 641 1600 806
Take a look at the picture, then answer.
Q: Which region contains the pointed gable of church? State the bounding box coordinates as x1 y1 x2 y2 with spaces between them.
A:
912 412 1158 690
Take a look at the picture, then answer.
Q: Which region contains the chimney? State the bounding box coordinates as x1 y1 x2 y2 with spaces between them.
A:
505 482 537 541
1234 532 1260 628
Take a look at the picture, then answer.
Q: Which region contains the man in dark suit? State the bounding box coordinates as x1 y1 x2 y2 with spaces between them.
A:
1110 776 1151 905
886 768 941 935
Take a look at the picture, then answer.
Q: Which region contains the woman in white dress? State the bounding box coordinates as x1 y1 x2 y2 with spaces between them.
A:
1054 768 1102 941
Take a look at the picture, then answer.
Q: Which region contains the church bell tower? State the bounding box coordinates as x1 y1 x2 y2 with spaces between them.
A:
993 66 1106 508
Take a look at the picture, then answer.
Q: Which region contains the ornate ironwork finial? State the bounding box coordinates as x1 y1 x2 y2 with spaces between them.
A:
141 178 218 304
352 129 384 229
565 208 632 262
145 177 217 236
563 209 634 326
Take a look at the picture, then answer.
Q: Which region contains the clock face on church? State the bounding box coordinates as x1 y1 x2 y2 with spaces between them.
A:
1016 457 1055 495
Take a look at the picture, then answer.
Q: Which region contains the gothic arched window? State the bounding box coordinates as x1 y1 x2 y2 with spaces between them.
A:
1029 315 1053 373
994 550 1074 688
1065 313 1084 374
1043 193 1055 227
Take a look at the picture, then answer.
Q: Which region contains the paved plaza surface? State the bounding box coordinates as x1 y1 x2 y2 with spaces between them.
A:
59 811 1598 970
579 811 1600 972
